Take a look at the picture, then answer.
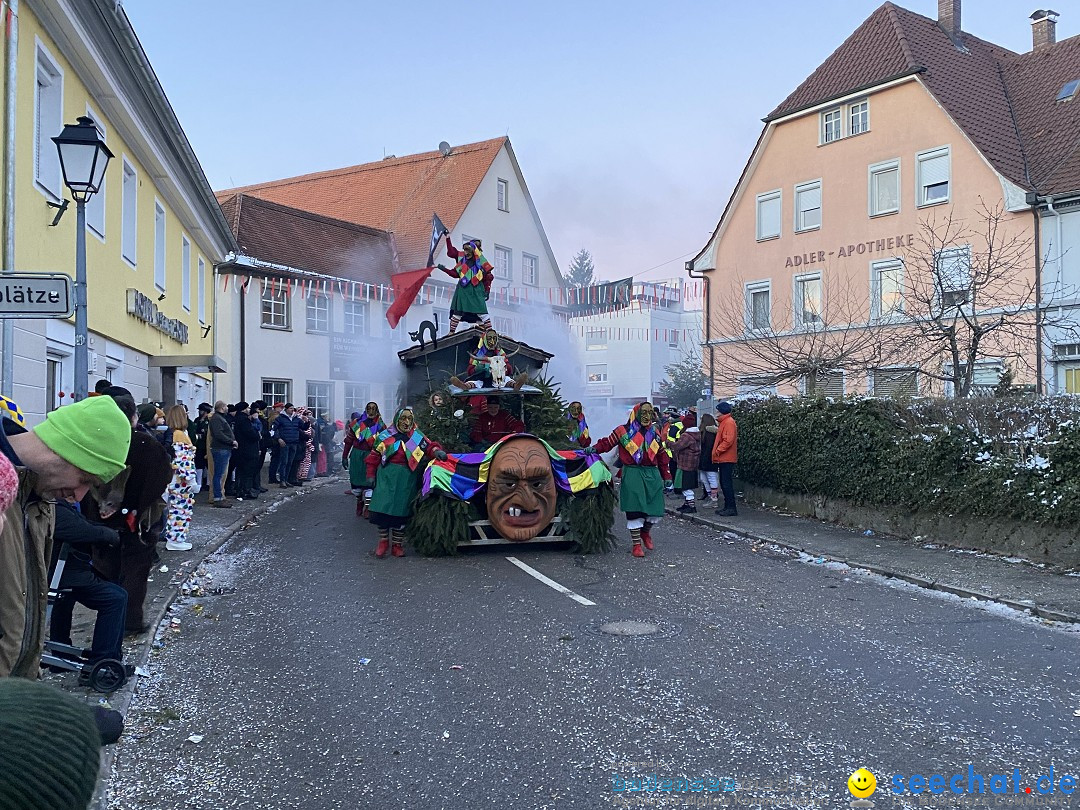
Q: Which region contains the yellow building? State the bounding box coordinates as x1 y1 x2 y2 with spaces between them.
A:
0 0 235 424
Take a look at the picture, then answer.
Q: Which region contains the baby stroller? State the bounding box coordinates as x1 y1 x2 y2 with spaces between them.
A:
41 543 128 693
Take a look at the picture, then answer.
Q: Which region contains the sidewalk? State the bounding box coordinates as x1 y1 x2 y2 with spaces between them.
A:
666 494 1080 624
37 471 347 809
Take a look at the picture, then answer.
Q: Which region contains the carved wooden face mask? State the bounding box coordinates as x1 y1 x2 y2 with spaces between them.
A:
637 403 656 429
485 437 558 541
395 409 415 434
568 401 582 419
365 402 380 420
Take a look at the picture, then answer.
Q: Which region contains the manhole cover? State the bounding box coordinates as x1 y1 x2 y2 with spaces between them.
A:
600 620 660 637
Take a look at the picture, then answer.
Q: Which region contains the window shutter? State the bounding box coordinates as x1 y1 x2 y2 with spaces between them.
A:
759 196 780 238
799 184 821 210
921 153 949 187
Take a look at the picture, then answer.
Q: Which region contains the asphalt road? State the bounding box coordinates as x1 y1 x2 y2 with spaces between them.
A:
107 485 1080 810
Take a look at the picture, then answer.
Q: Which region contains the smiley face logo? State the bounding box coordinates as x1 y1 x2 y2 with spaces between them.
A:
847 768 876 798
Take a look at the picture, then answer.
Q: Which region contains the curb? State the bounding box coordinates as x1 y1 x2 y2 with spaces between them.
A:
665 507 1080 626
92 474 341 809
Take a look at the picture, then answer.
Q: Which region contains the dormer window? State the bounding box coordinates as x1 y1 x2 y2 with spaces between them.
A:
819 98 870 144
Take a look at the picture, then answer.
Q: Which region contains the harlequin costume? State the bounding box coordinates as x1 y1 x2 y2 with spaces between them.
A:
364 407 445 557
439 237 493 334
566 402 590 448
164 427 196 549
449 329 527 391
591 402 671 557
343 404 385 517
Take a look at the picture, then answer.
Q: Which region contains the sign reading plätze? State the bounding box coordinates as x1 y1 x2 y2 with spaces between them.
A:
126 289 189 344
0 273 73 318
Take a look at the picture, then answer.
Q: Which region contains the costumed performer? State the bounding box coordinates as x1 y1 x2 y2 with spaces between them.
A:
438 236 493 334
343 403 385 517
365 407 447 558
449 328 528 391
589 401 670 558
566 401 590 448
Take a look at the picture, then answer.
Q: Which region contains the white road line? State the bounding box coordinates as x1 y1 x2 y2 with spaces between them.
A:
505 557 596 606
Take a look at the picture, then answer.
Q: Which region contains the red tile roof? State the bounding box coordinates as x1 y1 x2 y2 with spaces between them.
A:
217 138 507 271
217 193 399 284
765 2 1080 195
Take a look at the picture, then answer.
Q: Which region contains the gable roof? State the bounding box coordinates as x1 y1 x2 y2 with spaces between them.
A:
218 193 398 283
216 138 507 271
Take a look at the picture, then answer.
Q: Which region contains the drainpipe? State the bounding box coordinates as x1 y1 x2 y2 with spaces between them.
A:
238 273 245 401
2 0 17 398
685 259 713 397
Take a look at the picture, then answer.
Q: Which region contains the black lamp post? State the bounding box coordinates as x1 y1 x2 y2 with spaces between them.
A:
53 116 113 401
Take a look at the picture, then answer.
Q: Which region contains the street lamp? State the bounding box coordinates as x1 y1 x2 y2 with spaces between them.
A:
53 116 113 401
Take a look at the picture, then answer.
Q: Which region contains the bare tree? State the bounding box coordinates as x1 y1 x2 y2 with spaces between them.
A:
708 270 892 393
892 201 1074 397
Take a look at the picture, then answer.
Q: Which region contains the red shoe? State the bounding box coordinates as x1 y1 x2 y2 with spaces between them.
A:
641 530 654 551
391 542 405 557
375 538 389 558
632 542 645 558
355 497 364 517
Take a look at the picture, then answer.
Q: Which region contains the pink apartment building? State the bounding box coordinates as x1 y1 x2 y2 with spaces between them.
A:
691 2 1080 398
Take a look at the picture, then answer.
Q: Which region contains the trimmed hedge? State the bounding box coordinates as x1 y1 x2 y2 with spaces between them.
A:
734 396 1080 526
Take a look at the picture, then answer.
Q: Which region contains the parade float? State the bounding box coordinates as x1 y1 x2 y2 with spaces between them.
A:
393 326 617 556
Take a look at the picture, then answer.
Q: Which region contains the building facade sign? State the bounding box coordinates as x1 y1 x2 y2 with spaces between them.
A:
785 233 916 267
126 289 189 344
0 273 73 317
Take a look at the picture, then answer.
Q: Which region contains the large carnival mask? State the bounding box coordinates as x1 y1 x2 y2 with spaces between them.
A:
482 329 500 351
395 409 415 434
568 401 583 419
486 437 559 541
637 403 656 428
365 402 380 420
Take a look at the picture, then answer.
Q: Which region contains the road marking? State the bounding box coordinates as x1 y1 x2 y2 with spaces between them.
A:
505 557 596 606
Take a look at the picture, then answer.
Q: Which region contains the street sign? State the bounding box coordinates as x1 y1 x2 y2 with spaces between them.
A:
0 273 73 318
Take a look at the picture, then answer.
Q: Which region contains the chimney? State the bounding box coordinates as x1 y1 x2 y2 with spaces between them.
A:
1031 9 1059 51
939 0 961 39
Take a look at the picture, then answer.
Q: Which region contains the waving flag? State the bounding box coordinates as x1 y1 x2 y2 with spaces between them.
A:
427 213 449 268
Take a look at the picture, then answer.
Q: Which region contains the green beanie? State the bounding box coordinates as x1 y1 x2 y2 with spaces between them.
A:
0 678 101 810
32 396 132 482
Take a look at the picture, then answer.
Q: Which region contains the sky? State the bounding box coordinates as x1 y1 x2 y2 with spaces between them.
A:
123 0 1077 284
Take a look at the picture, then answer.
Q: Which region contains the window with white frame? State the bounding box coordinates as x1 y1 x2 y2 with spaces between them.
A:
306 381 332 415
756 190 781 241
261 287 289 329
585 328 607 350
85 110 106 237
122 160 137 266
821 107 843 144
917 146 950 206
522 253 538 286
1054 343 1080 359
794 273 823 328
737 376 778 398
497 178 509 212
936 245 971 308
849 100 869 135
197 257 206 323
344 383 369 416
261 379 290 405
745 281 771 333
871 259 904 319
868 159 900 217
34 44 63 199
494 245 511 280
586 364 608 383
154 203 166 291
181 236 191 311
871 367 918 398
306 294 329 333
794 180 822 232
344 298 367 335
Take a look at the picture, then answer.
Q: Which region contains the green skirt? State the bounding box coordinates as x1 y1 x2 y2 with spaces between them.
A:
349 449 374 489
450 282 487 315
619 465 664 516
369 461 422 518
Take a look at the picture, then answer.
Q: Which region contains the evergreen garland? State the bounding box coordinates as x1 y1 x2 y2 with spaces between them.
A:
408 493 474 556
561 483 618 554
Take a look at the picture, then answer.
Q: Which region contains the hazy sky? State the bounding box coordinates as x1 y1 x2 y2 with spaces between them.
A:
123 1 1075 283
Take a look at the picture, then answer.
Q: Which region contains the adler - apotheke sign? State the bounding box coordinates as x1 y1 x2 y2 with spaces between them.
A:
126 289 189 344
785 233 916 268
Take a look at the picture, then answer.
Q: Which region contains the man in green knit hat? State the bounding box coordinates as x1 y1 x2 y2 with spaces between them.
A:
0 395 131 678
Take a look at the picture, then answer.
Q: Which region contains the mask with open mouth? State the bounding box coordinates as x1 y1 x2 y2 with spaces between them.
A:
485 436 558 541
